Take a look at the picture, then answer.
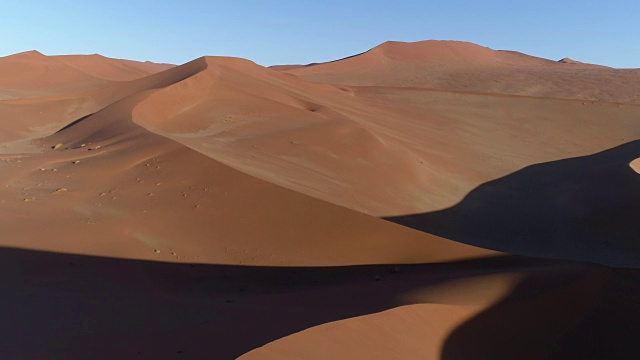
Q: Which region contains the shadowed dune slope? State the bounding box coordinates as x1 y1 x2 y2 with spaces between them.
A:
387 141 640 267
440 266 640 360
4 247 638 360
242 260 639 360
283 40 640 103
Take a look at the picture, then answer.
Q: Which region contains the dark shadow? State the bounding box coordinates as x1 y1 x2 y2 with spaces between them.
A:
441 266 640 359
0 246 554 359
54 113 95 133
302 49 368 67
270 48 370 69
386 140 640 267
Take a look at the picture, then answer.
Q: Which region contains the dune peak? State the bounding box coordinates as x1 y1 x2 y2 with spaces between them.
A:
3 50 46 59
377 39 485 49
558 57 578 64
369 39 497 62
202 55 259 66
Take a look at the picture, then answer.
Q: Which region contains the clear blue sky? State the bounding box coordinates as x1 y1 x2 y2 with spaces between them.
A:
1 0 638 68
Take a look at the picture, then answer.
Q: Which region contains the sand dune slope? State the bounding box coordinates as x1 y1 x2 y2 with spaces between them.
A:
132 57 442 215
0 50 109 99
284 40 640 103
241 260 639 360
2 46 639 267
0 51 175 143
130 55 640 220
0 57 213 145
0 50 171 99
4 246 637 359
388 141 640 267
0 84 493 266
55 54 174 81
5 51 631 268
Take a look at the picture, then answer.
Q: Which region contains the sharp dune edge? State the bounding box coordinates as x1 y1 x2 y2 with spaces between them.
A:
0 42 639 359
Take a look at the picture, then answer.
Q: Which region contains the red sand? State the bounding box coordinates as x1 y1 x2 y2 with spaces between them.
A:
0 41 639 359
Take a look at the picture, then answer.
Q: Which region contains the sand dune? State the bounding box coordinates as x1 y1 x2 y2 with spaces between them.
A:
556 57 607 68
0 50 171 99
388 141 640 267
1 40 638 359
55 54 174 81
0 61 493 266
0 50 109 99
0 51 174 143
283 40 640 103
132 57 439 215
131 54 640 221
242 261 636 360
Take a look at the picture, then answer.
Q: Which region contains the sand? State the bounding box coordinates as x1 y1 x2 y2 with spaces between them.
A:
0 41 638 359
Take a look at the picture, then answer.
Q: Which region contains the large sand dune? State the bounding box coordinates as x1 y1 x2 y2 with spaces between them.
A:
1 40 639 358
284 40 640 103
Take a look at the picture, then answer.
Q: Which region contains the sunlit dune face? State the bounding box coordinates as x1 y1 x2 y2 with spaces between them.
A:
630 158 640 174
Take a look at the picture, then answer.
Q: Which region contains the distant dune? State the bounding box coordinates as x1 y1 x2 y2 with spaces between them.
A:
54 54 174 81
282 40 640 103
0 51 174 142
0 50 172 99
1 41 639 359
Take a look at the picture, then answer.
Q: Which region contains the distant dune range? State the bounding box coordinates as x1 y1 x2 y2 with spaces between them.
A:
0 41 639 359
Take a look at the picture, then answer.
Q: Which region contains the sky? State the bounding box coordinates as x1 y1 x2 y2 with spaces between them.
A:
1 0 639 68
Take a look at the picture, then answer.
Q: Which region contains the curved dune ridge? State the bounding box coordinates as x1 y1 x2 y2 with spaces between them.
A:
0 41 639 359
132 57 440 215
241 270 525 360
242 261 637 360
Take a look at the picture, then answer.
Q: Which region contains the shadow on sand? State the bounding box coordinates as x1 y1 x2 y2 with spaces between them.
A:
5 143 640 358
0 246 552 359
382 140 640 358
3 246 638 359
387 140 640 267
440 265 640 359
